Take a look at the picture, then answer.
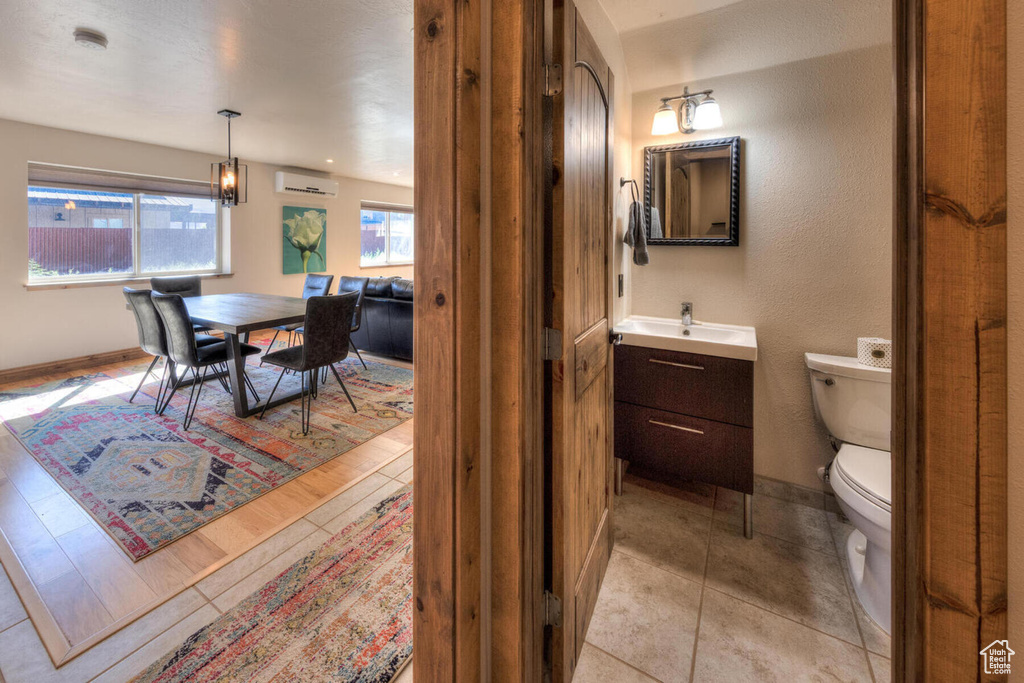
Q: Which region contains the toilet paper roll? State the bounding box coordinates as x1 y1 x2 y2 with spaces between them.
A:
857 337 892 368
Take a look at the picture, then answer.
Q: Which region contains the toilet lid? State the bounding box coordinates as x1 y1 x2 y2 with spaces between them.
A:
834 444 891 510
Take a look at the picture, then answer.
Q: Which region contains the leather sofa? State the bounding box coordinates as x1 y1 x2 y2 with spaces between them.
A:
348 276 413 361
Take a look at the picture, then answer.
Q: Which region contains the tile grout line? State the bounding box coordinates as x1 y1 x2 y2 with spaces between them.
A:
687 485 717 683
584 642 666 682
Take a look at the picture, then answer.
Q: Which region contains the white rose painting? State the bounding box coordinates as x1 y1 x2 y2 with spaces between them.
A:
282 206 327 274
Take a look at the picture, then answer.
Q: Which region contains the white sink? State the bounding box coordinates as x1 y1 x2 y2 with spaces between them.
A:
614 315 758 361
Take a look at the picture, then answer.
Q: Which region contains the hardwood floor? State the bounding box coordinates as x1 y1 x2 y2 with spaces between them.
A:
0 336 414 666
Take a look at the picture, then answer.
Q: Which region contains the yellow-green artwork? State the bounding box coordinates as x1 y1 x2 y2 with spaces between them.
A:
283 206 327 274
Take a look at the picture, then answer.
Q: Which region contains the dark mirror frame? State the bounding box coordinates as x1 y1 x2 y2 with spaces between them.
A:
643 135 741 246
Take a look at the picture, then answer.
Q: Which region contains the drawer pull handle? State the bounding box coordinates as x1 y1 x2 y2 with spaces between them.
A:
648 359 704 371
649 419 704 436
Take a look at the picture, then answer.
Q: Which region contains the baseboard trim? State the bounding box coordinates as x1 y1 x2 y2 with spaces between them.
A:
0 347 148 385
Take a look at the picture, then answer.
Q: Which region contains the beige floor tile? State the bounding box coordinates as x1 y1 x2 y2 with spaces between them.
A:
321 478 408 535
0 569 27 633
195 518 319 600
586 551 702 683
692 589 872 682
613 487 711 584
0 589 207 683
754 475 826 509
716 488 835 554
620 476 716 517
90 605 220 683
304 473 392 527
392 657 414 683
395 466 413 485
573 644 658 682
378 451 414 480
827 513 891 657
211 529 330 613
869 653 890 682
705 520 861 645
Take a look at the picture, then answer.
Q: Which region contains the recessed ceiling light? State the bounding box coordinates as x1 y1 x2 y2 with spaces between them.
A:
325 159 334 163
74 28 108 50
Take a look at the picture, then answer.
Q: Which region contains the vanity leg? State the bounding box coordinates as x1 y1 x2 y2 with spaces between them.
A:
743 494 753 539
614 458 627 496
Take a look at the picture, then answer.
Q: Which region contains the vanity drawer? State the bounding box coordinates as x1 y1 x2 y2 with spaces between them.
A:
615 401 753 494
614 344 753 427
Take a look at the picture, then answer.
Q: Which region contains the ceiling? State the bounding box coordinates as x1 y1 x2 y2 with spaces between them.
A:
0 0 415 186
595 0 744 34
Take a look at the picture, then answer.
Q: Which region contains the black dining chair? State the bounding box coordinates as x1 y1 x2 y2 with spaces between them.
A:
123 287 222 410
151 275 212 334
260 291 359 434
151 292 263 429
263 273 335 360
336 276 369 369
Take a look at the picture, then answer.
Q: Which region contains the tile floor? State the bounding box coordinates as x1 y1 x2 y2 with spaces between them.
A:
0 450 414 683
573 477 891 683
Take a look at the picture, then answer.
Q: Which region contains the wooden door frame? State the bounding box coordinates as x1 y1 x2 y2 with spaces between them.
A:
892 0 1007 679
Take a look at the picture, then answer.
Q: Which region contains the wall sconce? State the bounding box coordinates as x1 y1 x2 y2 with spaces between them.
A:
211 109 248 207
651 87 724 136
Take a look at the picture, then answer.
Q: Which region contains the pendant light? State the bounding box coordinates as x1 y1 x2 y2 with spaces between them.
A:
211 110 248 207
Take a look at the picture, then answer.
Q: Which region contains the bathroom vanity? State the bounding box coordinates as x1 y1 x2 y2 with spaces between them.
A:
613 316 757 537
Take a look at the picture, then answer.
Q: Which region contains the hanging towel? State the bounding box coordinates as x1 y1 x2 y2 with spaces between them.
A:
650 207 664 240
623 183 649 266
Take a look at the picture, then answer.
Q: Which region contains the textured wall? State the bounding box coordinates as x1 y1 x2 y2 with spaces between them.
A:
1006 0 1023 665
0 117 413 370
628 44 893 489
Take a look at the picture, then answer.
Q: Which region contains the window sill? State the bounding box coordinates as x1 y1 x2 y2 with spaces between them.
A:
359 263 414 269
24 272 234 292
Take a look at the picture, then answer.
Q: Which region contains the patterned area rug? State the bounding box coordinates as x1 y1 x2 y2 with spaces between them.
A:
131 485 413 683
0 357 413 560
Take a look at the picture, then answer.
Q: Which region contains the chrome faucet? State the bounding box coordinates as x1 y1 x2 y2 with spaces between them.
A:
681 301 693 327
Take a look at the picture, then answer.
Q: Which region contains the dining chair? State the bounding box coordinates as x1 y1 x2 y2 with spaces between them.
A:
123 287 221 411
151 275 212 334
151 292 262 429
260 291 359 434
336 276 369 369
262 273 335 360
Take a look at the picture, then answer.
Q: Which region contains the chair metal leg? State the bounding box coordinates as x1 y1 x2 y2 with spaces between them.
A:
261 330 281 365
129 356 160 403
298 370 316 435
182 366 208 430
214 363 232 395
157 364 187 416
258 369 288 420
152 359 170 414
350 341 367 369
243 371 261 403
330 364 358 413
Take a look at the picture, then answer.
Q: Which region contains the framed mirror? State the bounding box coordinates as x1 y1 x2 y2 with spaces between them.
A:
644 136 740 246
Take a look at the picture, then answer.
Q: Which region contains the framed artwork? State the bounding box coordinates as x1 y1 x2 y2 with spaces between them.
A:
282 206 327 274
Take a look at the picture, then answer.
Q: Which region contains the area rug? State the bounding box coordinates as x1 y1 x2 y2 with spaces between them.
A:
130 485 413 683
0 357 413 560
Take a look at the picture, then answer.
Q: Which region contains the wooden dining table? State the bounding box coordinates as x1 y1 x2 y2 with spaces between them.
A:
183 292 308 418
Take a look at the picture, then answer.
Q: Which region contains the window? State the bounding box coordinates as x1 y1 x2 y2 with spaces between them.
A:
360 204 414 267
27 171 220 282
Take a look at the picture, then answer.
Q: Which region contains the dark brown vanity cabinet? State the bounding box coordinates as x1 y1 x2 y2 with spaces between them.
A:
614 344 754 530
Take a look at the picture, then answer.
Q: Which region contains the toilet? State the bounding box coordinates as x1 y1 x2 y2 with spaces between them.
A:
805 352 891 633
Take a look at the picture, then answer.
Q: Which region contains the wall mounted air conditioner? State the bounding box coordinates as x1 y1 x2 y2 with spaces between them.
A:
274 171 339 198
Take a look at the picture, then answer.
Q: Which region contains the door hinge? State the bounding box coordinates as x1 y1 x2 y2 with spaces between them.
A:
544 63 563 97
543 590 563 627
542 327 562 361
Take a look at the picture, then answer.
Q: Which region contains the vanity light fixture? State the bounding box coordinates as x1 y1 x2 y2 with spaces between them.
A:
211 110 248 207
651 86 724 135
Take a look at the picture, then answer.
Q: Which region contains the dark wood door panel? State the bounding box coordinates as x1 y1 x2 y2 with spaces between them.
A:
614 344 753 427
615 401 754 494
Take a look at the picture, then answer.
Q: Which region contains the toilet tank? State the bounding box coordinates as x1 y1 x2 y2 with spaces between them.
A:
805 353 891 451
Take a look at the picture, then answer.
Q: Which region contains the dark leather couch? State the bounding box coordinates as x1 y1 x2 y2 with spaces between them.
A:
349 276 413 361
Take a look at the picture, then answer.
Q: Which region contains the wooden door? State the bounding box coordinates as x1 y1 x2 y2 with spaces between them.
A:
545 2 615 680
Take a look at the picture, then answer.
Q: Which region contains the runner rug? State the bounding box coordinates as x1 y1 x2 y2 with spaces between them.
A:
130 485 413 683
0 357 413 560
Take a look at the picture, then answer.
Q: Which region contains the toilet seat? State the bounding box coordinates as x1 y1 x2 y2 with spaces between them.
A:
833 444 890 512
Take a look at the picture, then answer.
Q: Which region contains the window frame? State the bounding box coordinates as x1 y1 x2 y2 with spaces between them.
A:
27 179 223 284
359 203 414 268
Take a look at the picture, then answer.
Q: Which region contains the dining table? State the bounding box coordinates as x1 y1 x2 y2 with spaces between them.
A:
181 292 308 418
